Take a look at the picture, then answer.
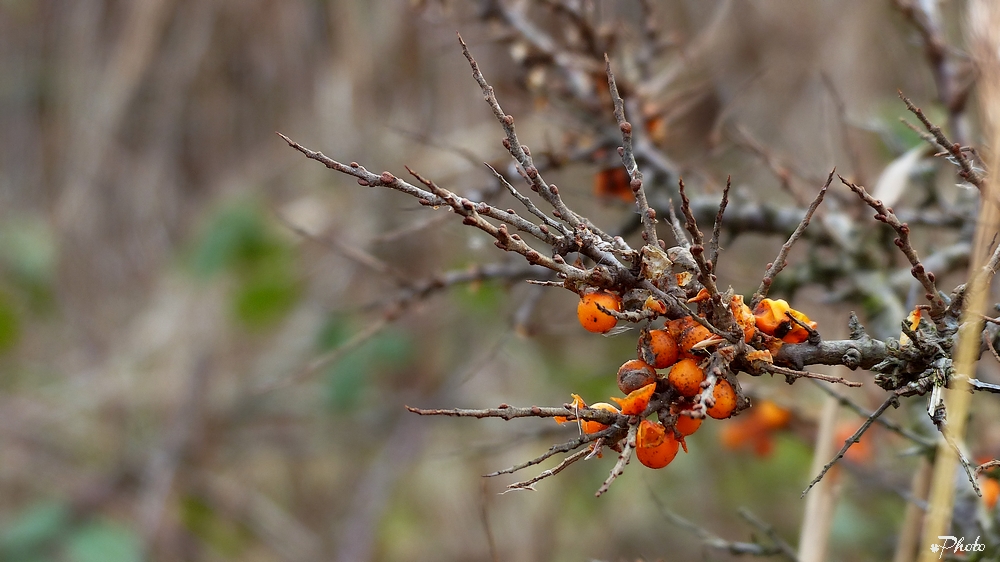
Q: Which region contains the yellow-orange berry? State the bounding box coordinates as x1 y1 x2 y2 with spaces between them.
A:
753 298 817 344
611 382 656 415
667 358 706 398
617 359 657 394
755 400 791 430
674 412 703 436
636 420 679 469
577 291 622 333
638 329 679 369
581 402 619 434
981 478 999 511
707 379 737 419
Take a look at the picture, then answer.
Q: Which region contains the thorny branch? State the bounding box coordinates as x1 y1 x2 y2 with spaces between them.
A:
839 175 949 323
281 30 1000 500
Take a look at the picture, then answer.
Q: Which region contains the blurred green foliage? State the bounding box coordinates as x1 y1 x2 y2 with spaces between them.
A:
179 495 252 558
0 215 56 314
189 201 301 329
317 314 415 412
0 501 141 562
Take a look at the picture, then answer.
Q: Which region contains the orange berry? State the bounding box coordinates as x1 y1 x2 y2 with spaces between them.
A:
581 402 619 434
674 412 703 436
667 358 706 398
981 478 999 511
754 400 791 430
720 421 753 449
611 382 656 415
638 329 679 369
617 358 657 394
636 420 680 469
707 379 737 419
577 291 622 333
678 323 713 359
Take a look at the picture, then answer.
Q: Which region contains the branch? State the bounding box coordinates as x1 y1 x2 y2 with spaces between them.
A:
898 92 982 189
605 54 659 247
839 175 948 323
752 169 833 306
802 393 899 496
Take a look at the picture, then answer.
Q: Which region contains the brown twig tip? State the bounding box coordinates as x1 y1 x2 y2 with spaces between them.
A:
751 168 833 307
898 91 984 190
838 174 947 321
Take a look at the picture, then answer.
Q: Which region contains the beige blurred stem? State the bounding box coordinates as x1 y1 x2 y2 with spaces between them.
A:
798 394 841 562
918 2 1000 559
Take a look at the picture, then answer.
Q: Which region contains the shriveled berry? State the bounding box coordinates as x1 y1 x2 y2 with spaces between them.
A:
617 359 657 394
577 291 622 334
753 298 817 344
636 420 680 469
665 316 696 338
611 382 656 415
730 294 757 343
707 379 737 419
667 358 706 398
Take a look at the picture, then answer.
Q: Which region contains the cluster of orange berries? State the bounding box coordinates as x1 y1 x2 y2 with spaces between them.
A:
567 289 818 470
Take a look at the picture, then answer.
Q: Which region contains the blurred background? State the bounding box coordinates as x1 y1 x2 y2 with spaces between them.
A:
1 0 999 561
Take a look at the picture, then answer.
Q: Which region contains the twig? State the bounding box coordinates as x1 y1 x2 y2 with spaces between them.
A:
484 426 617 477
762 364 862 387
650 492 791 558
975 460 1000 476
898 92 982 190
484 162 571 237
839 175 948 322
503 447 591 492
752 169 833 306
737 508 800 561
940 428 981 497
457 34 618 251
595 422 637 497
678 178 737 333
803 394 899 496
667 199 691 249
807 379 934 448
970 378 1000 394
406 404 622 425
605 54 659 247
708 176 731 266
